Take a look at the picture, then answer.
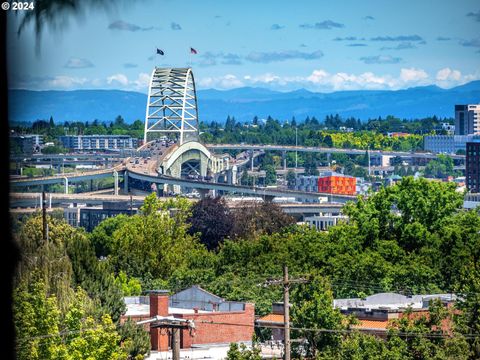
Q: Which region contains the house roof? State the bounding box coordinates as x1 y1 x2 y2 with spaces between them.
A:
256 314 284 324
352 319 389 330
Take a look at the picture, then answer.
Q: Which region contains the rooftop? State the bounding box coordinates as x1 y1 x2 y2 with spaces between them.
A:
334 292 457 311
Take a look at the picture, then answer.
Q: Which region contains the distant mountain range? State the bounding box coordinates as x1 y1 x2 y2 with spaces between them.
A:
8 81 480 124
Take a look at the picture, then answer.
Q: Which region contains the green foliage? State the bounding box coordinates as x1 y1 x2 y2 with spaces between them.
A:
14 214 125 321
23 167 55 178
14 278 126 360
230 202 296 240
42 145 67 154
286 169 296 186
188 197 233 250
114 271 142 296
226 342 262 360
108 194 207 281
291 274 346 357
89 214 130 257
424 154 458 178
67 315 126 359
263 164 277 185
118 318 151 360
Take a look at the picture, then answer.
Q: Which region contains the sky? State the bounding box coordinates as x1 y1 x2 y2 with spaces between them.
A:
6 0 480 93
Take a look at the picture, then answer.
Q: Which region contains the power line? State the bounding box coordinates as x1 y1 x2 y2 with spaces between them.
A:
194 319 480 339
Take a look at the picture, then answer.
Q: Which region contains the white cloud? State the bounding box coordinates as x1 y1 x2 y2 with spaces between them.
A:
436 67 462 81
435 67 478 88
132 72 151 90
64 58 94 69
107 73 129 86
198 74 244 89
399 68 429 82
196 67 476 91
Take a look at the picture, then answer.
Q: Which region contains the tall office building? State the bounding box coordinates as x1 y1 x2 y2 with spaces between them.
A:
466 141 480 193
455 104 480 135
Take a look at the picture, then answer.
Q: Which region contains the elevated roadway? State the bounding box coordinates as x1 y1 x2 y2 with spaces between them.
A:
127 168 356 203
10 165 125 187
10 192 345 216
206 144 466 160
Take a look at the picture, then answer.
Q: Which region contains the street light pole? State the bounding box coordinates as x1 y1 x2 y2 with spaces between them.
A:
295 127 298 169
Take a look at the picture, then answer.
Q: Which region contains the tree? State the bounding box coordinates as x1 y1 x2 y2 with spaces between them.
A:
291 274 346 358
118 318 151 360
89 214 131 258
14 214 125 321
14 278 65 360
230 201 296 240
286 169 296 187
240 169 253 186
304 153 319 176
343 177 463 249
424 155 456 179
323 134 333 147
226 342 262 360
67 314 126 359
114 271 142 296
187 197 233 250
13 277 126 360
14 214 74 311
263 164 277 186
109 194 207 281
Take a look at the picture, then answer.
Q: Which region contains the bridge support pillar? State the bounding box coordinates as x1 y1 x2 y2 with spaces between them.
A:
63 177 69 194
123 171 129 193
263 194 275 202
282 151 287 171
250 151 254 171
90 179 94 192
113 170 119 196
231 165 238 185
197 188 210 199
327 153 331 166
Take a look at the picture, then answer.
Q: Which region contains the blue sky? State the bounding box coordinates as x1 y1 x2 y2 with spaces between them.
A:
7 0 480 92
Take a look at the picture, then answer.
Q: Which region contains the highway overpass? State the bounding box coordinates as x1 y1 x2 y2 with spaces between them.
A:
206 144 466 160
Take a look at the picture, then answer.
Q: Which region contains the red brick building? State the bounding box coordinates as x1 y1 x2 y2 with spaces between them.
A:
121 286 255 350
317 172 356 195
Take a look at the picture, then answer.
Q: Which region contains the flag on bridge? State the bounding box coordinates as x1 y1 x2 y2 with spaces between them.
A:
190 47 198 54
156 48 164 55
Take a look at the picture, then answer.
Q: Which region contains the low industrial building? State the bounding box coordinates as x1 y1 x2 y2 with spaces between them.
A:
59 135 139 151
121 286 255 352
304 213 348 231
334 292 458 335
317 171 356 196
64 201 138 230
292 175 319 192
369 154 394 167
291 172 357 196
255 302 286 341
10 134 43 155
423 134 480 154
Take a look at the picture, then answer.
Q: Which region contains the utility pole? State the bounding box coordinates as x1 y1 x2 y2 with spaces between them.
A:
368 147 371 177
42 191 48 243
263 266 308 360
295 127 298 169
172 328 180 360
137 317 194 360
283 265 291 360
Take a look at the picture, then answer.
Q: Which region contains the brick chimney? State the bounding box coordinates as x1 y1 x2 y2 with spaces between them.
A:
148 290 169 351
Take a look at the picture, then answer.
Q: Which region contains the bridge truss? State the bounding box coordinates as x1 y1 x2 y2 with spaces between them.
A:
144 67 199 145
